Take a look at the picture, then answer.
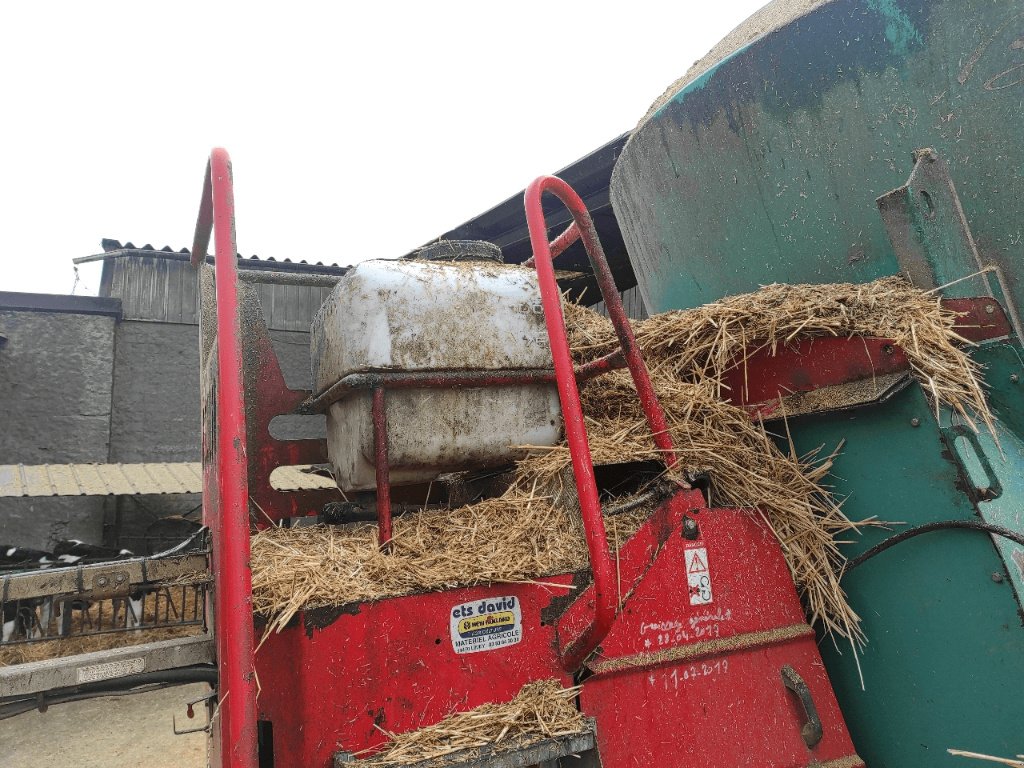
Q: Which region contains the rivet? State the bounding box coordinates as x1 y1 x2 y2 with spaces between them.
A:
1011 374 1019 384
910 418 921 427
991 572 1004 584
985 304 996 315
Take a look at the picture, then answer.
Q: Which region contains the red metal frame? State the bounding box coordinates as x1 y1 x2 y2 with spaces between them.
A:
719 296 1010 418
192 148 258 768
371 387 393 548
524 175 679 671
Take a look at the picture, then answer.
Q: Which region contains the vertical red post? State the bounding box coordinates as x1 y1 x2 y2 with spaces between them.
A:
372 387 393 549
192 148 258 768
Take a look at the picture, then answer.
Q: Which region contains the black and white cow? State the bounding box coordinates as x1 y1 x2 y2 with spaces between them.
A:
1 546 57 642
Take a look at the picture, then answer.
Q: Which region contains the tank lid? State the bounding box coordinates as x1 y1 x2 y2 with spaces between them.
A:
408 240 504 264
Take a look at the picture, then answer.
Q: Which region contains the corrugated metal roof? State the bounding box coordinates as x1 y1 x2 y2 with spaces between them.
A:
73 240 348 271
0 463 336 497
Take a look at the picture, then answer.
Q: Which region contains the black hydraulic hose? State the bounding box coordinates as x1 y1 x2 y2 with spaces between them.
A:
845 520 1024 572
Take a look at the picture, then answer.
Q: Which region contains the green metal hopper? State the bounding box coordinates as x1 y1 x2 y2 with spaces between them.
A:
610 1 1024 765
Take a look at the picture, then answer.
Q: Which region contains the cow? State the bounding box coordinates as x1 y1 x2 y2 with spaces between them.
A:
1 546 57 642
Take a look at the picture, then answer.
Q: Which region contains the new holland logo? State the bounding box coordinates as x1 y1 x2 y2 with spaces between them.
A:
449 596 523 654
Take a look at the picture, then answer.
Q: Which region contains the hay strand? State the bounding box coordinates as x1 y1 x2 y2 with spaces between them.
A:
355 679 585 766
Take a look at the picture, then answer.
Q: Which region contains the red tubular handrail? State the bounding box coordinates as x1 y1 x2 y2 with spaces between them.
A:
192 149 258 768
525 175 678 671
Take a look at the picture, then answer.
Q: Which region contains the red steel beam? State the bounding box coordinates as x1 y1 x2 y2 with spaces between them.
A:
191 148 258 768
372 387 394 549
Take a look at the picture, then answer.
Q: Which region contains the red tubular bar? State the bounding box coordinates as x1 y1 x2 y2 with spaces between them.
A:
372 387 394 549
522 221 580 268
524 175 678 672
191 149 258 768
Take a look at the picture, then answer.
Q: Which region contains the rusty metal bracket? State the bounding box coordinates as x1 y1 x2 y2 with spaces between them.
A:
877 148 1023 339
173 689 218 736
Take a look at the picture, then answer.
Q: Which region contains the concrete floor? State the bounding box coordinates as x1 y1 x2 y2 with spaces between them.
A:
1 682 208 767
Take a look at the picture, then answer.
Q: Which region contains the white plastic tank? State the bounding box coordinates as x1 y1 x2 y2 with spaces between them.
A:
310 241 561 492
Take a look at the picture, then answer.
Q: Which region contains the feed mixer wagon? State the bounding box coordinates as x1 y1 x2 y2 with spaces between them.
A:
196 1 1024 767
193 152 864 768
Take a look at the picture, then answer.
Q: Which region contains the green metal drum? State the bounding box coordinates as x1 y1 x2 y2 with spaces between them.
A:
610 1 1024 765
613 0 1024 316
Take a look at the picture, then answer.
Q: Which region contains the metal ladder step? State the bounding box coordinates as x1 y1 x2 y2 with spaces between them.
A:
334 719 599 768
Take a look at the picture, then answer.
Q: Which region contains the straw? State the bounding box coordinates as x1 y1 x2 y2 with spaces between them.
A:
355 679 586 767
0 590 205 667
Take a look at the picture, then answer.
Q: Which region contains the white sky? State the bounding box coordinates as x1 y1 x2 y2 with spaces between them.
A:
1 1 767 296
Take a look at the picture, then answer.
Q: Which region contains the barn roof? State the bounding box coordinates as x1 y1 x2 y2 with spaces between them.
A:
0 463 336 497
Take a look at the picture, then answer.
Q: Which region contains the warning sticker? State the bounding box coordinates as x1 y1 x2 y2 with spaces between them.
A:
685 546 713 606
449 595 522 655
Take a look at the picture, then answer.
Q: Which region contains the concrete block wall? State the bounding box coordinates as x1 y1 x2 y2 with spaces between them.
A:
0 306 117 549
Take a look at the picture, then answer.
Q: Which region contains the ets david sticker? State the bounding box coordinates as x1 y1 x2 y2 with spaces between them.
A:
450 596 522 654
685 545 713 606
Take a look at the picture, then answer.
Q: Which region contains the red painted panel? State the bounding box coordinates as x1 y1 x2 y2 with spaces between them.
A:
255 578 575 768
578 508 862 767
721 336 910 413
719 296 1010 419
582 641 861 768
945 296 1012 342
593 508 806 663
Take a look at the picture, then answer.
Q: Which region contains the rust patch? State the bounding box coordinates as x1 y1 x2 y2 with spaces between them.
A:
303 602 362 636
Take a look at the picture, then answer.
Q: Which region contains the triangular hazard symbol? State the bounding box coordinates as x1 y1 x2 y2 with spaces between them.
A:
687 551 707 574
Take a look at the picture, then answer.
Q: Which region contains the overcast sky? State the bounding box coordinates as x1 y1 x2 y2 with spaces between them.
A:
2 1 767 296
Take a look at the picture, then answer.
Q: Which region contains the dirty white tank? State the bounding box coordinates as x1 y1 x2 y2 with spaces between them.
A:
310 242 561 492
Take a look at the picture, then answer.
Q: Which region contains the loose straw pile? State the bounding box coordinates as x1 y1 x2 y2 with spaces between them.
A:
251 276 994 647
251 498 651 634
566 276 992 434
356 679 586 767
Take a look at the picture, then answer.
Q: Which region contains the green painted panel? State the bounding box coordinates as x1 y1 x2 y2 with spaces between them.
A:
778 385 1024 766
612 0 1024 315
949 341 1024 599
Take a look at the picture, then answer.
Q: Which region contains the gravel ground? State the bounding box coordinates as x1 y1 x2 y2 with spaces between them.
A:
1 683 208 767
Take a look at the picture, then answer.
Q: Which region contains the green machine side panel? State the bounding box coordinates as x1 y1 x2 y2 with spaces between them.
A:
781 383 1024 767
612 0 1024 314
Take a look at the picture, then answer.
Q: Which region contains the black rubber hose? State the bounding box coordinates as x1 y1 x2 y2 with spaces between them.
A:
845 519 1024 572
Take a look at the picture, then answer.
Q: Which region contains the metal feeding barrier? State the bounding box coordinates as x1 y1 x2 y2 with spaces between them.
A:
0 530 210 648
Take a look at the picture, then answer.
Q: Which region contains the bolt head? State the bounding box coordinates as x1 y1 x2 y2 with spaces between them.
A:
1011 374 1019 384
985 304 996 314
910 417 921 427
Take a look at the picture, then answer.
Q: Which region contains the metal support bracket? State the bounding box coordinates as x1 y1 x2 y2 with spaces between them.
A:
877 148 1023 339
173 690 217 735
